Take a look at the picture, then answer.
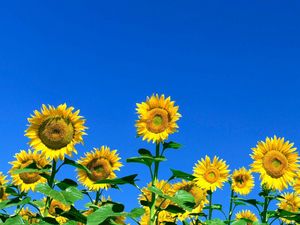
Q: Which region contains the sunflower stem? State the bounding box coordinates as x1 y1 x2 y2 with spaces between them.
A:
150 142 160 225
45 159 57 214
261 188 271 223
227 188 234 225
95 189 101 205
208 190 213 220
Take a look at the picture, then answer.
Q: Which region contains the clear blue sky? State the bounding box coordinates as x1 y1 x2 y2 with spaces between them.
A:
0 0 300 221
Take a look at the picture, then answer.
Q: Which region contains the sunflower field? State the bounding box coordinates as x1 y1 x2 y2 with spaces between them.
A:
0 94 299 225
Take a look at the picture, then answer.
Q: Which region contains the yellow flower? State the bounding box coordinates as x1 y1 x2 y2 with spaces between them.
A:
136 94 181 143
250 136 299 191
173 180 208 220
277 192 300 224
19 208 39 224
140 208 176 225
77 146 122 191
231 167 254 195
25 103 87 160
139 180 175 209
193 156 230 192
293 172 300 195
9 150 50 192
235 210 258 224
42 199 70 224
0 172 8 201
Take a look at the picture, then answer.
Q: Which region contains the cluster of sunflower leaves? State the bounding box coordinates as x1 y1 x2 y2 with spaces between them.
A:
0 96 299 225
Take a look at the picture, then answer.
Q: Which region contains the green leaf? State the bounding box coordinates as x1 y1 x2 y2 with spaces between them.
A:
35 183 67 205
169 169 195 181
163 141 182 150
62 186 83 203
95 174 138 185
127 156 166 167
3 216 25 225
127 207 145 218
63 158 91 175
4 187 18 196
11 168 50 175
233 198 263 207
231 220 247 225
57 179 78 190
205 219 226 225
164 205 185 214
0 197 31 210
87 204 124 225
204 204 222 211
62 221 78 225
138 148 152 156
61 206 86 223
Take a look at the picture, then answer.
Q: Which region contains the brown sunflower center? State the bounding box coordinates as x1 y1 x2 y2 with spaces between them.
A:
87 158 112 181
234 174 248 188
263 150 288 178
19 159 41 184
49 201 67 216
204 168 220 183
146 108 169 133
39 117 74 150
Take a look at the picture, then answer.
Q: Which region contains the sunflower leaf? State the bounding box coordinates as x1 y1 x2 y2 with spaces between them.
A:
86 204 124 225
61 206 87 223
95 174 138 186
163 141 182 150
63 158 92 175
169 169 195 181
127 156 166 167
57 179 78 190
0 197 31 210
138 148 152 156
3 215 25 225
205 219 226 225
127 207 145 218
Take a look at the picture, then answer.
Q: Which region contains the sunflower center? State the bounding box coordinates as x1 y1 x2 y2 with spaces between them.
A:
38 117 74 150
263 150 288 178
234 175 247 188
19 159 41 184
87 158 112 181
146 108 169 134
204 168 220 183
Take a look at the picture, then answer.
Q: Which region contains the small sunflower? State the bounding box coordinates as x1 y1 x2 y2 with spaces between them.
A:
173 180 208 220
136 94 181 143
293 172 300 195
25 103 87 160
235 210 258 224
140 208 176 225
193 156 230 192
77 146 122 191
9 150 50 192
250 136 299 191
0 172 9 201
139 180 175 209
42 199 70 224
19 208 39 224
277 192 300 224
231 167 254 195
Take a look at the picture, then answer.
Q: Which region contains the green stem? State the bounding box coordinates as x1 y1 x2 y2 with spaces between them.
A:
208 190 213 220
45 160 57 214
150 143 161 225
95 190 101 205
261 189 271 223
228 189 234 225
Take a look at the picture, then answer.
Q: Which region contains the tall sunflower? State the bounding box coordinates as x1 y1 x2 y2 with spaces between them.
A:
277 192 300 224
77 146 122 191
193 156 230 192
9 150 50 192
231 167 254 195
250 136 299 191
235 210 258 224
25 104 87 160
136 94 181 143
173 180 208 220
0 172 8 201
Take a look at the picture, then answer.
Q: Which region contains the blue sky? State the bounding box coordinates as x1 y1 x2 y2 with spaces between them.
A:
0 0 300 221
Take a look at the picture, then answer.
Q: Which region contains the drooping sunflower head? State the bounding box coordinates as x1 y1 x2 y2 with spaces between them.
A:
250 136 299 191
173 180 208 220
235 210 258 225
231 167 254 195
42 198 70 224
277 192 300 224
19 207 39 224
193 156 230 192
25 104 87 160
9 150 50 192
77 146 122 191
0 172 9 201
140 208 176 225
136 94 181 143
139 180 175 209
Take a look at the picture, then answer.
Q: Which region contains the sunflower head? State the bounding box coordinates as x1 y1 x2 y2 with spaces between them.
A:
25 104 87 160
77 146 122 191
136 94 181 143
173 180 208 220
235 210 258 225
19 208 39 224
9 150 50 192
231 167 254 195
140 208 176 225
0 173 9 201
139 180 175 209
193 156 230 192
277 192 300 224
41 199 70 224
250 136 299 191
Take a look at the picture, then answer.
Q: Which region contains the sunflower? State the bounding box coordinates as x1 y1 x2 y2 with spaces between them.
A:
139 180 175 209
193 156 230 192
173 180 208 220
140 208 176 225
19 208 39 224
9 150 50 192
25 103 87 160
231 167 254 195
235 210 258 224
250 136 299 191
293 172 300 195
136 94 181 143
42 198 71 224
77 146 122 191
0 172 9 201
277 192 300 224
